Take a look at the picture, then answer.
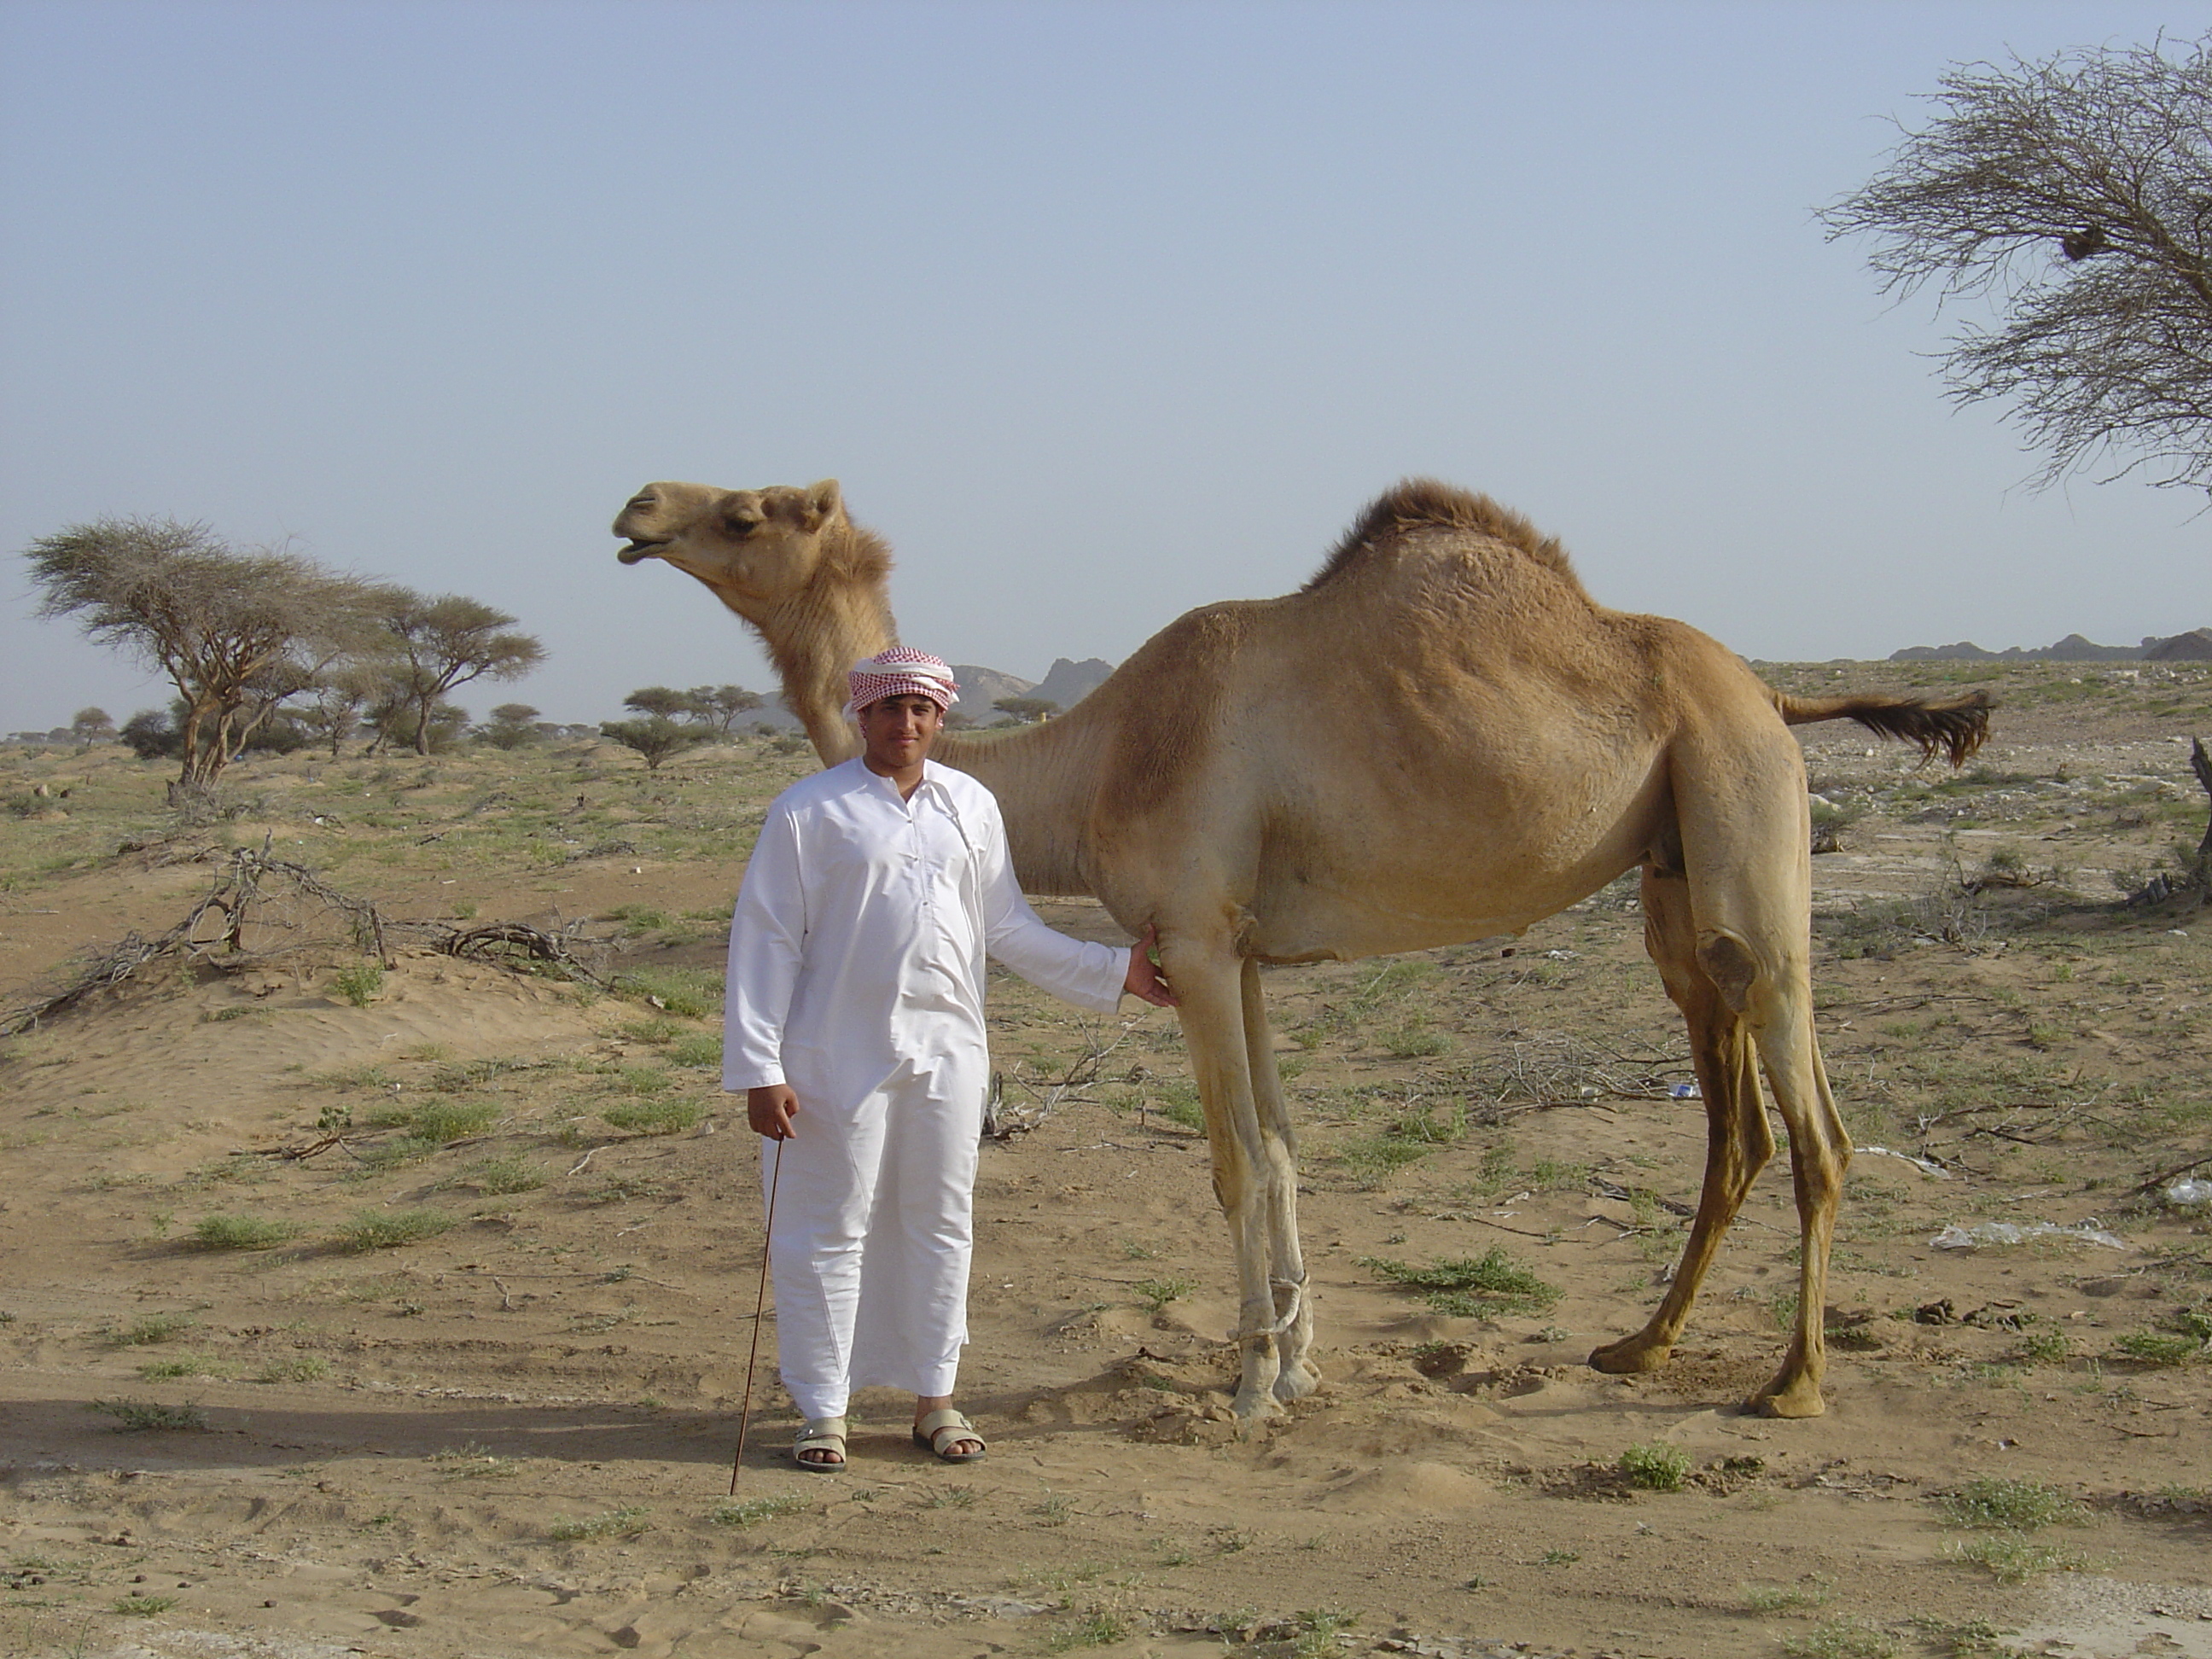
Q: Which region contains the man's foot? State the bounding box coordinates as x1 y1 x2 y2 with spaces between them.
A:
793 1415 847 1470
912 1407 986 1463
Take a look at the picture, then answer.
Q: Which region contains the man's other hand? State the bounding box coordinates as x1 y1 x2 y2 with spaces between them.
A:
748 1084 800 1138
1124 923 1177 1008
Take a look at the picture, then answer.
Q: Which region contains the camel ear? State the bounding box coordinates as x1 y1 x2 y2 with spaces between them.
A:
801 479 842 530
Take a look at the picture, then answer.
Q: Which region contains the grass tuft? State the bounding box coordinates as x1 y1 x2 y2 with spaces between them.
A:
601 1098 705 1136
1942 1534 2093 1583
330 962 383 1007
1937 1477 2088 1532
1360 1248 1561 1317
1779 1622 1899 1659
1132 1277 1195 1313
90 1396 207 1431
1618 1441 1691 1492
548 1505 651 1541
335 1208 457 1251
108 1313 192 1346
190 1214 294 1251
710 1495 806 1528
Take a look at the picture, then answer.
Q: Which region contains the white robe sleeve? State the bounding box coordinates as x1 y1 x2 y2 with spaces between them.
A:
971 795 1126 1015
723 804 807 1093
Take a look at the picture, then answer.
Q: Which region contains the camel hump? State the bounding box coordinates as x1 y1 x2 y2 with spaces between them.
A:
1305 478 1577 591
1773 689 1993 767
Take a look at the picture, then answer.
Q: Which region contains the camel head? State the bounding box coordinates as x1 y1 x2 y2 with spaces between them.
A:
613 478 853 625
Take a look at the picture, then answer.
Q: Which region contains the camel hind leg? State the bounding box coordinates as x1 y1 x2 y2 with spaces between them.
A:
1662 721 1852 1417
1589 862 1774 1377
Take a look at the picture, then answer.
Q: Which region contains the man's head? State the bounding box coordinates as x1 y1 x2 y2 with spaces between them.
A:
844 648 960 719
856 692 945 777
847 649 958 779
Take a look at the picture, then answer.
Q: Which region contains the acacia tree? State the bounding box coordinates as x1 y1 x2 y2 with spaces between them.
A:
1822 33 2212 492
370 588 544 755
479 702 543 749
599 714 706 771
26 517 370 796
688 684 764 735
621 685 703 721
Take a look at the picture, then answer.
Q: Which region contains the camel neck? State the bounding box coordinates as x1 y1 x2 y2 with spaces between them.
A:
928 713 1106 896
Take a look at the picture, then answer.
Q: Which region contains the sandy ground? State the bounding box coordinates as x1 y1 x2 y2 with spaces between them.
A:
2 663 2209 1659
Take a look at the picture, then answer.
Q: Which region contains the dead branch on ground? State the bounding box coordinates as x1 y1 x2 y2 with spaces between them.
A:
2 843 609 1037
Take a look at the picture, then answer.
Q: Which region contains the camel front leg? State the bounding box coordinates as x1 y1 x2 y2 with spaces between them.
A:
1241 958 1318 1402
1166 937 1291 1420
1591 867 1774 1377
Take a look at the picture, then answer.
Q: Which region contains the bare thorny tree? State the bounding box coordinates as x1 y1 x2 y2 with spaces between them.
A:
1821 32 2212 496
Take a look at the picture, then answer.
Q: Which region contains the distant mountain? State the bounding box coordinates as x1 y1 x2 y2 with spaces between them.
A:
2147 628 2212 661
1889 631 2210 662
947 664 1035 713
1031 657 1115 710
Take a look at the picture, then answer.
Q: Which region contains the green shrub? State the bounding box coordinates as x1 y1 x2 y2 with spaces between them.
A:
615 966 720 1019
1779 1622 1898 1659
1619 1441 1691 1492
406 1098 499 1143
1132 1278 1195 1313
337 1208 457 1250
1360 1249 1561 1317
601 1098 705 1136
108 1313 192 1347
91 1397 207 1431
1942 1535 2091 1583
2115 1331 2198 1366
330 963 384 1007
256 1355 329 1383
664 1033 722 1068
457 1154 545 1194
548 1505 650 1541
1937 1477 2088 1531
711 1495 806 1528
190 1214 294 1251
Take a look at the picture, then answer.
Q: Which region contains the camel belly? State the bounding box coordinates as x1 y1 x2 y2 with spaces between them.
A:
1238 764 1671 962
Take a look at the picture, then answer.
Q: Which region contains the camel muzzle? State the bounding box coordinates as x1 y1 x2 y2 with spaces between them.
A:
617 539 665 565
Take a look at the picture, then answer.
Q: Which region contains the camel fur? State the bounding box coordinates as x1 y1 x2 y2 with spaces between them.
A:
614 475 1990 1421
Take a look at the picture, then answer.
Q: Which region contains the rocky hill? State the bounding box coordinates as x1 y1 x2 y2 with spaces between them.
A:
1890 628 2211 662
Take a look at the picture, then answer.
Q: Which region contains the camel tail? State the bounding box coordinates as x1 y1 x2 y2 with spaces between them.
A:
1773 689 1992 767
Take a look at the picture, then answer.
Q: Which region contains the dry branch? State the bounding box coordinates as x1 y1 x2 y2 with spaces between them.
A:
2 844 608 1037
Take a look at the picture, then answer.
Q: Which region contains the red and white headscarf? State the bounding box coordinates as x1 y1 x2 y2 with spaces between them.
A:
844 647 961 718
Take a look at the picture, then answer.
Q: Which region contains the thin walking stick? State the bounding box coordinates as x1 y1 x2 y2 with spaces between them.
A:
730 1133 784 1493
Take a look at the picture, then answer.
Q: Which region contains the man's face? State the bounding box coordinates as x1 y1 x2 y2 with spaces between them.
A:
856 693 944 775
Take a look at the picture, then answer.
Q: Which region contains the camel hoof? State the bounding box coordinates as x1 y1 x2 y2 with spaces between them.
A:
1229 1386 1285 1423
1272 1358 1323 1403
1587 1336 1669 1376
1747 1379 1826 1419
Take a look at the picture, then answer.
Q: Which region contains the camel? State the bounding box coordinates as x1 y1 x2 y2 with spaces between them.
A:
613 476 1989 1421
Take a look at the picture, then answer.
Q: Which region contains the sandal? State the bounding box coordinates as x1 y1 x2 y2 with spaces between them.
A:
912 1408 987 1464
793 1415 847 1471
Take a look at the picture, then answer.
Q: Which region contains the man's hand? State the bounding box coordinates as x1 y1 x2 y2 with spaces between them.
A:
1124 923 1177 1008
748 1084 800 1139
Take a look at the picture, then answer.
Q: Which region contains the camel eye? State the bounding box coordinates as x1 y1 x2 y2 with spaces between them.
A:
728 516 761 536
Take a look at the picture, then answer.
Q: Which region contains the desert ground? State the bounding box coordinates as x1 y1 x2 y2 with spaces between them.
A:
1 659 2208 1659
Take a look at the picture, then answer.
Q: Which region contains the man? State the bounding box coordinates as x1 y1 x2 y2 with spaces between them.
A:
725 647 1173 1470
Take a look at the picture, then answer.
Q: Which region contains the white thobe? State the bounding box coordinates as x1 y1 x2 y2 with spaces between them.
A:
724 757 1126 1419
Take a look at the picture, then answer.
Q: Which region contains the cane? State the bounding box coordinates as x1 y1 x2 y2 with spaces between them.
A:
729 1133 785 1493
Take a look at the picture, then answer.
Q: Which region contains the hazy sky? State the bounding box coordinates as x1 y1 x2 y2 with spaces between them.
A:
3 0 2205 732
